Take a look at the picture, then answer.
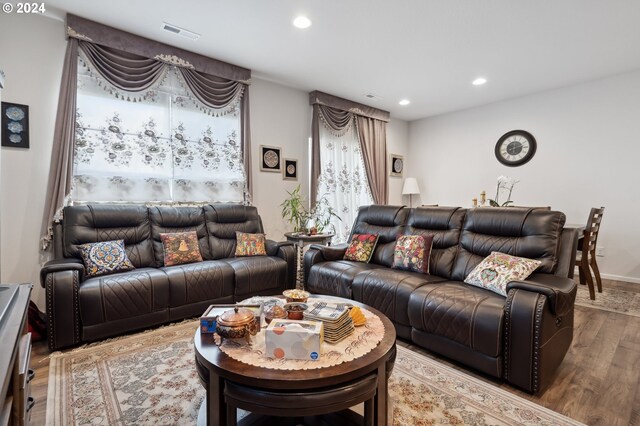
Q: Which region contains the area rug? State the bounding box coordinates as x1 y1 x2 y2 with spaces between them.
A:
574 283 640 317
46 320 583 426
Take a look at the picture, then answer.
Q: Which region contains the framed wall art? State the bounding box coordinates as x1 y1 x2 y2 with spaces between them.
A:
260 145 281 172
1 102 29 149
283 158 298 180
389 154 403 177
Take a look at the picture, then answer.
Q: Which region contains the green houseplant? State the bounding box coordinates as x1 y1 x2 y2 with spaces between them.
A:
280 185 341 234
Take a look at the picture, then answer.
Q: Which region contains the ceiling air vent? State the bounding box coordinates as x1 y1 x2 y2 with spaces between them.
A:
364 93 383 101
162 23 200 41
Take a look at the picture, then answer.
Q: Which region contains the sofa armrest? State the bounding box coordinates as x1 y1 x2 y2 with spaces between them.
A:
266 240 297 289
41 259 83 350
40 258 85 287
303 244 348 286
506 273 577 316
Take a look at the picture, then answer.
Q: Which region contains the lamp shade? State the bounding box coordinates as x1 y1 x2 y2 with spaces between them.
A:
402 178 420 195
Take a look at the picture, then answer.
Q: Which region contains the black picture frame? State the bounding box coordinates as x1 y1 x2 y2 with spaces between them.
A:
389 154 403 177
260 145 281 172
1 102 30 149
283 158 298 180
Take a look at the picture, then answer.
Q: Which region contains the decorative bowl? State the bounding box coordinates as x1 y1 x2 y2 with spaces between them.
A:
283 302 308 320
216 307 259 339
282 289 310 303
264 304 287 324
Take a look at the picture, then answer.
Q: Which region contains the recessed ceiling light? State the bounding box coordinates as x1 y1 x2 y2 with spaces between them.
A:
293 16 312 29
472 77 487 86
399 99 410 106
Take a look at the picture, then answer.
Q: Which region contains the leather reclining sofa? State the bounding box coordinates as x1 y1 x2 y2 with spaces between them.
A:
304 205 579 394
40 204 296 351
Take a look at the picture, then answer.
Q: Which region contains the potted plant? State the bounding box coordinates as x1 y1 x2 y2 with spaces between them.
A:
488 176 519 207
280 185 341 234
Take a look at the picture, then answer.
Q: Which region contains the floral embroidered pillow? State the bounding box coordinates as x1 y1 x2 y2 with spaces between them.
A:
392 235 434 274
235 231 267 256
160 231 203 266
78 240 135 278
343 234 379 263
464 251 541 296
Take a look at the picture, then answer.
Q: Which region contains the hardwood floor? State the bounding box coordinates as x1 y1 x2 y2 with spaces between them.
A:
28 279 640 425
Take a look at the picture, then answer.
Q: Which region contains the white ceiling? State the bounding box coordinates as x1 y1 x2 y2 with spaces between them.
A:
41 0 640 121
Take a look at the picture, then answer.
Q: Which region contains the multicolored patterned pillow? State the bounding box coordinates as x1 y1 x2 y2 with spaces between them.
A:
392 235 434 274
78 240 135 278
235 231 267 256
464 251 542 296
343 234 379 263
160 231 203 266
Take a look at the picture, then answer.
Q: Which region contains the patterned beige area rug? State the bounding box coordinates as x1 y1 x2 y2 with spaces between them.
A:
46 320 583 426
574 283 640 317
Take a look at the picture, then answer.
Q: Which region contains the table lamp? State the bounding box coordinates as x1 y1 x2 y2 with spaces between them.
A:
402 177 420 208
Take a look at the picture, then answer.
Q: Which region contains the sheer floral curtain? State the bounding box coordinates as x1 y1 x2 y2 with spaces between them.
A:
74 58 245 203
317 121 373 243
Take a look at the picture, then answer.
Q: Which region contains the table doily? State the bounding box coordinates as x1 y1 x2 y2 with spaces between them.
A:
218 297 385 370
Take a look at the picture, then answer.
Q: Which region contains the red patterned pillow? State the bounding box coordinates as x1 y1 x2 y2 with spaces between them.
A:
160 231 203 266
343 234 379 263
392 235 434 274
235 231 267 256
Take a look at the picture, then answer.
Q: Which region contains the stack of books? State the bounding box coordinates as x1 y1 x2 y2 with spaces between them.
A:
304 301 355 343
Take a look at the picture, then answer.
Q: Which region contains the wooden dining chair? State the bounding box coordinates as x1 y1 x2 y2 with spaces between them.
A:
576 207 605 300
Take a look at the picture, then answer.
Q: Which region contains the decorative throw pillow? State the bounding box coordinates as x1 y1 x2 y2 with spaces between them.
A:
343 234 379 263
464 251 542 296
392 235 434 274
78 240 135 278
235 231 267 256
160 231 203 266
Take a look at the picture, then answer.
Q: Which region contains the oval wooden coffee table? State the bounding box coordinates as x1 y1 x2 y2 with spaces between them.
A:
194 296 396 426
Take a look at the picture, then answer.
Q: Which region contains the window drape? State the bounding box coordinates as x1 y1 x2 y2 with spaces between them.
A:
309 91 390 206
40 15 252 248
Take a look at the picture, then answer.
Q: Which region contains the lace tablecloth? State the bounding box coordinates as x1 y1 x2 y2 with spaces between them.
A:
219 297 385 370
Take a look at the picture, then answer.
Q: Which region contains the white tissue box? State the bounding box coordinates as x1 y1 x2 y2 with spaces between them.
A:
265 319 323 360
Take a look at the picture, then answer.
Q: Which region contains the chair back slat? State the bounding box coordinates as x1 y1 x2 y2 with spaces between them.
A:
584 207 605 254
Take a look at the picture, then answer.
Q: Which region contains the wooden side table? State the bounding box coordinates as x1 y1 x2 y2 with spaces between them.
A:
284 232 334 290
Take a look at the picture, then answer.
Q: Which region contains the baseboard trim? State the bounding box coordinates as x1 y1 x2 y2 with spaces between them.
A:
574 267 640 284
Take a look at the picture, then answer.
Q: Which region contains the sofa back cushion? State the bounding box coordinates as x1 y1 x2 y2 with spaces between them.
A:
405 207 466 279
204 204 264 259
149 206 210 267
451 208 566 281
63 204 155 268
350 205 408 267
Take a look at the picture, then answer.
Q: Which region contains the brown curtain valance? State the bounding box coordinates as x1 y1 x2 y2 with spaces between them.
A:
67 14 251 83
309 90 390 122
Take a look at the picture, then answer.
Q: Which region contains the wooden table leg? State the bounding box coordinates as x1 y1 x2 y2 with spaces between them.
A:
374 363 388 426
207 371 226 426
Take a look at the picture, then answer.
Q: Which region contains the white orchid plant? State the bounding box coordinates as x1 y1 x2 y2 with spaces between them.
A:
488 176 519 207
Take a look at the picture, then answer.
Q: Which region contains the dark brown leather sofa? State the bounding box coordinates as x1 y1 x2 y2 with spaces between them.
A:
40 204 296 351
304 205 578 394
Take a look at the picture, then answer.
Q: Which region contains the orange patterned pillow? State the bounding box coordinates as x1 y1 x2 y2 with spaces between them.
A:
235 231 267 256
160 231 203 266
343 234 379 263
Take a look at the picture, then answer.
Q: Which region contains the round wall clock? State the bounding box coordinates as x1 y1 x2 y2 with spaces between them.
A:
494 130 537 167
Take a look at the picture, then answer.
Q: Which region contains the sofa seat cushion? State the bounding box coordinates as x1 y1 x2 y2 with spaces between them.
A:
352 269 446 326
221 256 288 297
161 260 235 308
306 260 386 298
408 282 505 357
79 268 170 326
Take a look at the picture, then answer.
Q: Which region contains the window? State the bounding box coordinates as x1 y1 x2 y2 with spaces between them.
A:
73 56 246 204
317 121 373 242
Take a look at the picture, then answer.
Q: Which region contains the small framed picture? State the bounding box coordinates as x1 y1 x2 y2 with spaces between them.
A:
1 102 30 149
260 145 281 172
283 158 298 180
389 154 403 177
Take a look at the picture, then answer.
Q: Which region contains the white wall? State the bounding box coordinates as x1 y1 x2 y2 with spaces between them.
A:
407 70 640 283
387 118 410 206
0 13 67 307
249 78 311 241
0 14 411 307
